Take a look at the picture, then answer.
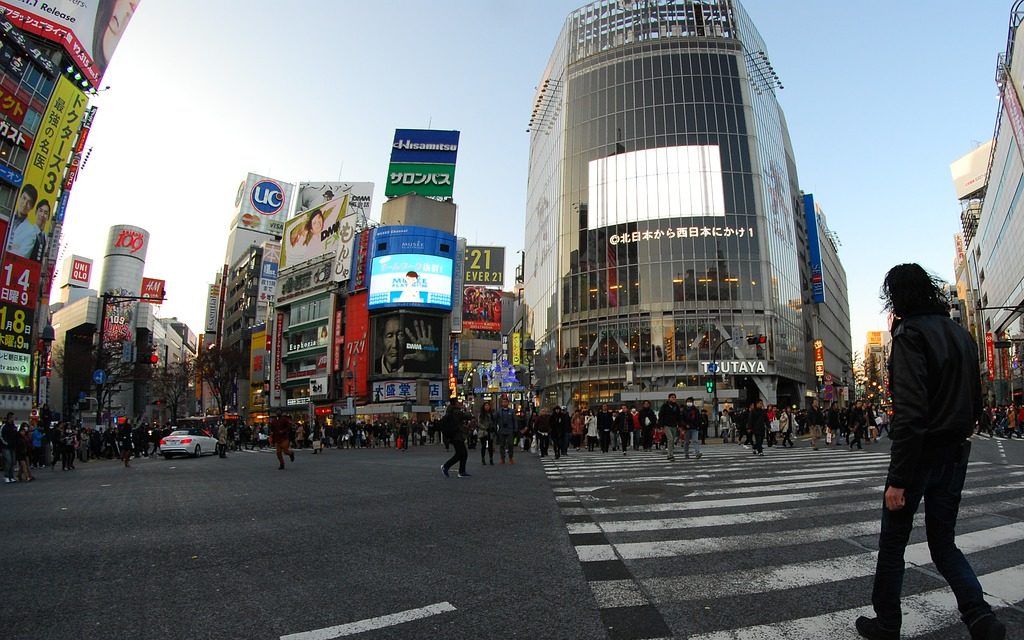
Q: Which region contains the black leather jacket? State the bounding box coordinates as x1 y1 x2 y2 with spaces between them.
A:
887 312 980 488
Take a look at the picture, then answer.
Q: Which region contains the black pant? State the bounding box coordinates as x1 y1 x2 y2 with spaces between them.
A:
619 431 629 452
587 435 597 451
850 427 863 450
538 433 550 456
62 448 75 469
443 440 468 475
599 431 611 453
753 429 764 454
781 431 794 447
479 435 493 464
217 443 227 458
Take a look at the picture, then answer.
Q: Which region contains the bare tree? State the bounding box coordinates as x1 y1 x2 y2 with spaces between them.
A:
151 357 196 423
196 345 245 416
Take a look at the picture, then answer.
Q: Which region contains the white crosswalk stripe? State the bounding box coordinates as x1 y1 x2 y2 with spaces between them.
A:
543 444 1024 639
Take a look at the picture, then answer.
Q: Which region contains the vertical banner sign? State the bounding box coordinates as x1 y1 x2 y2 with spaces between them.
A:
343 292 369 400
813 339 825 377
451 338 460 374
451 238 466 333
273 312 284 404
15 75 86 249
333 310 343 373
985 332 996 382
1000 337 1012 381
511 332 522 366
802 194 826 304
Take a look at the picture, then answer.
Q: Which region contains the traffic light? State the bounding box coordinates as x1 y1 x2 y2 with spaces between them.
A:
150 354 159 365
746 334 767 345
705 376 715 394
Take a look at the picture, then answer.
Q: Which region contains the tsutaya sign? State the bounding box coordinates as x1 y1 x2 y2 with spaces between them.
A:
700 360 767 374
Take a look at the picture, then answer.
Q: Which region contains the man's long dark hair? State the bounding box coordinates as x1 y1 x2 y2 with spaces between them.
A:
881 263 950 317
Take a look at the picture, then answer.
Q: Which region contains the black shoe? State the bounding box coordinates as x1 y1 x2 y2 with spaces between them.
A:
441 465 449 478
855 616 899 640
278 464 284 470
968 614 1006 640
289 452 295 462
458 472 471 478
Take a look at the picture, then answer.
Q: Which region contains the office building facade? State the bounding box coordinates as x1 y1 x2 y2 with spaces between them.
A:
525 0 810 409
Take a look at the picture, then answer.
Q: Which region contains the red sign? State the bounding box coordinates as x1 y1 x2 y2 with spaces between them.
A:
140 277 165 302
314 406 332 416
334 310 343 372
0 253 40 309
344 292 369 399
70 258 91 286
985 332 996 382
0 117 30 150
0 82 27 125
114 228 146 253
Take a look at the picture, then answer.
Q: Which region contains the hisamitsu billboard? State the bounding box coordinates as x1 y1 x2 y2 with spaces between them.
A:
390 129 460 165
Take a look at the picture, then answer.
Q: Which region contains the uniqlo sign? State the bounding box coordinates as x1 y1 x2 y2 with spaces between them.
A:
70 259 91 287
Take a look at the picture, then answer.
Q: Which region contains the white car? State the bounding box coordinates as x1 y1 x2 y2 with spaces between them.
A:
160 428 218 458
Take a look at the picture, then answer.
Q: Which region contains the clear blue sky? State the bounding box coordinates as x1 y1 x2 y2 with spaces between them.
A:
56 0 1010 355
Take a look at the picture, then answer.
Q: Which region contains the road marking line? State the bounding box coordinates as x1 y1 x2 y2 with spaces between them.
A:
280 601 456 640
688 565 1024 640
638 522 1024 601
576 497 1024 560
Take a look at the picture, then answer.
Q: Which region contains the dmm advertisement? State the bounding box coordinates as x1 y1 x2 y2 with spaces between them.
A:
371 311 443 377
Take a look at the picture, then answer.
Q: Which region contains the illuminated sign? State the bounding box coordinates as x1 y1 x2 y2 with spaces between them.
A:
368 254 453 310
588 145 726 229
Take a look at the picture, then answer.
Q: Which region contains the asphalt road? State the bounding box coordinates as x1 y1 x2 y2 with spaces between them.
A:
3 441 603 640
4 433 1023 639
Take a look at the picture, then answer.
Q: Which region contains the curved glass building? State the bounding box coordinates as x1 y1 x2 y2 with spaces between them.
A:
524 0 807 409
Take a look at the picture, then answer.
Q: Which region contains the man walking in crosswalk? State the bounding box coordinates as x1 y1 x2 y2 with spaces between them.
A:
857 263 1005 640
658 393 681 462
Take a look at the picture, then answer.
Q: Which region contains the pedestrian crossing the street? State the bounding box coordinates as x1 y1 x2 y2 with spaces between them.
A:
542 444 1024 639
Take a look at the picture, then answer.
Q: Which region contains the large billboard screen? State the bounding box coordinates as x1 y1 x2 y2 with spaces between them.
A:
232 173 294 237
463 286 502 332
588 145 725 228
464 246 505 286
370 311 443 377
294 181 373 218
0 1 139 86
368 254 453 310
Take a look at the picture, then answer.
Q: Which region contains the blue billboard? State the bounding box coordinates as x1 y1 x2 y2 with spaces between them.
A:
367 225 457 311
803 194 826 304
390 129 460 165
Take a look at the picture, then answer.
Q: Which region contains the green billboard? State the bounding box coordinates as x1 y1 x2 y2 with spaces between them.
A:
384 162 456 198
